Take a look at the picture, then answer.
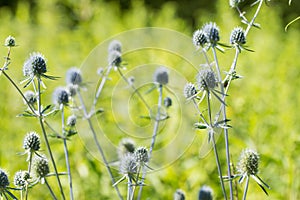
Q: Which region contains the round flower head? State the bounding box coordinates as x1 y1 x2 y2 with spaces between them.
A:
202 22 220 46
24 90 37 105
153 67 169 85
33 156 50 178
164 97 172 108
184 82 197 99
67 84 77 97
174 189 185 200
53 87 69 105
119 153 137 175
23 131 41 152
23 52 47 77
108 40 122 53
108 50 122 67
193 29 207 48
14 171 29 188
197 68 217 91
134 147 149 165
118 138 136 160
67 115 77 127
0 169 9 190
230 27 246 45
4 35 16 47
198 185 213 200
66 67 82 85
237 149 259 176
229 0 244 8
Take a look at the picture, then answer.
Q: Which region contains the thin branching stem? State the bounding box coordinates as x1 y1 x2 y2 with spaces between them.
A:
245 0 264 36
25 152 33 200
61 105 74 200
242 176 250 200
37 77 66 200
44 178 58 200
77 89 123 200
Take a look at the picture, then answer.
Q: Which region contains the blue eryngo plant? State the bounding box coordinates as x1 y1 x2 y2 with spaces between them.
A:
32 156 50 183
0 168 17 199
14 171 30 189
53 87 69 106
4 35 16 47
198 185 213 200
173 189 185 200
66 67 83 86
153 66 169 85
23 131 41 162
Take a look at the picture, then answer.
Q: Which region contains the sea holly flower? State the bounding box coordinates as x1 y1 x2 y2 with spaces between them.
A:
198 185 213 200
173 189 185 200
108 40 122 53
134 147 149 167
4 35 16 47
66 67 82 86
14 171 30 189
153 67 169 85
0 169 18 199
118 138 136 160
52 87 69 106
22 131 42 161
33 156 50 184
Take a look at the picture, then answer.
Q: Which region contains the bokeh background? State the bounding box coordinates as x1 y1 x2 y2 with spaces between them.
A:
0 0 300 199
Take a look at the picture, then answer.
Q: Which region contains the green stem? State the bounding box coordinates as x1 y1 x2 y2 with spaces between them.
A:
242 176 250 200
25 152 33 200
244 0 264 36
44 178 58 200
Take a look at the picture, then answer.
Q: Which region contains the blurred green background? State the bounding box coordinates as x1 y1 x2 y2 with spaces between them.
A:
0 0 300 199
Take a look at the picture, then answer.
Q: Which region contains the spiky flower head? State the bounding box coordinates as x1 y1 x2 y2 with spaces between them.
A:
33 156 50 178
229 0 244 8
193 29 207 48
4 35 16 47
108 40 122 53
237 149 259 176
230 27 246 45
153 67 169 85
23 90 37 105
108 50 122 67
164 97 172 108
202 22 220 47
67 115 77 127
23 52 47 77
198 185 213 200
67 84 77 97
174 189 185 200
14 171 30 188
0 169 9 190
118 138 136 160
66 67 82 85
184 82 197 99
53 87 69 105
23 131 41 152
197 68 217 91
119 153 137 176
134 147 149 165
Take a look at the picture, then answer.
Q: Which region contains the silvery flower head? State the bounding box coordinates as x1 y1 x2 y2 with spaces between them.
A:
230 27 246 46
14 171 29 188
153 67 169 85
4 35 16 47
33 156 50 178
119 153 137 176
197 68 217 91
134 147 149 165
67 115 77 127
173 189 185 200
108 40 122 53
108 50 122 67
202 22 220 47
118 138 136 160
66 67 82 85
183 82 197 99
229 0 244 8
193 29 207 48
67 84 77 97
23 131 41 152
53 87 69 105
24 90 37 105
237 149 259 176
164 97 172 108
23 52 47 77
198 185 213 200
0 169 9 190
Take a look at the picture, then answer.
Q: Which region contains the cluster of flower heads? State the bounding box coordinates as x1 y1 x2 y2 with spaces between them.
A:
193 22 220 49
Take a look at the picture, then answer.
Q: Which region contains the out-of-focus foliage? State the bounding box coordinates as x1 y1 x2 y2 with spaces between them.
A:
0 0 299 199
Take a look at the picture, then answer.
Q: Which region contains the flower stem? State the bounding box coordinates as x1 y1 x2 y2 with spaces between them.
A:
242 176 250 200
44 178 58 200
245 0 264 36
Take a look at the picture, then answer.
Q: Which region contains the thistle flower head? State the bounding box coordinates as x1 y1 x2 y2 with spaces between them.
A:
230 27 246 45
198 185 213 200
4 35 16 47
174 189 185 200
0 169 9 190
33 156 50 178
193 29 207 48
164 97 172 108
53 87 69 105
67 115 77 127
202 22 220 46
66 67 82 85
184 82 197 99
119 153 137 175
237 149 259 176
229 0 244 8
153 67 169 85
14 171 29 188
24 90 37 105
108 40 122 53
67 84 77 97
134 147 149 165
23 131 41 152
23 52 47 77
197 68 217 91
118 138 136 159
108 50 122 67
